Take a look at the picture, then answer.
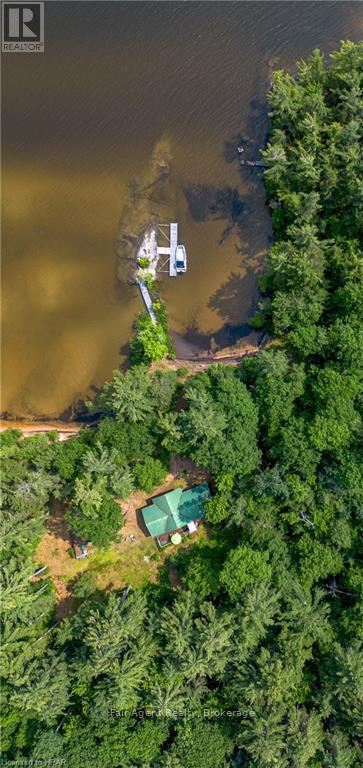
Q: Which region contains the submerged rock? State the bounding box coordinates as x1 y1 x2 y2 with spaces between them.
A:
116 137 176 283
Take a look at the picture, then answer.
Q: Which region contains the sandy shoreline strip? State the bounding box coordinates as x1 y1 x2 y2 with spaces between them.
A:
1 339 270 437
0 420 82 439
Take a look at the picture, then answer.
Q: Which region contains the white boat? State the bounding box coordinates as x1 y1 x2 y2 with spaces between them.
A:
175 244 187 273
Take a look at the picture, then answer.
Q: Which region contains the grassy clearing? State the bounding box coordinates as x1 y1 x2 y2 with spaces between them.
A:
36 460 210 618
37 508 208 619
73 527 209 592
86 538 162 590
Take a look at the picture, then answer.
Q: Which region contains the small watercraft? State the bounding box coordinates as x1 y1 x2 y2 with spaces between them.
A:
175 244 187 273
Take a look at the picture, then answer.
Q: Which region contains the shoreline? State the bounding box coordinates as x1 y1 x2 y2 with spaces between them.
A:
152 339 268 373
0 420 83 439
1 337 271 436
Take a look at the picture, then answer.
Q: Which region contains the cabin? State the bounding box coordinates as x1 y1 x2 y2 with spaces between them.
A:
141 483 210 547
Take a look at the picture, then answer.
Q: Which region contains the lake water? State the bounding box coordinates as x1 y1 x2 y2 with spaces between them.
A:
2 1 361 417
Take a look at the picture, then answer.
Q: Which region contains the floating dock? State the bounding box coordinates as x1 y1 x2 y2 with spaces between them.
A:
156 222 178 276
137 279 157 324
169 222 178 277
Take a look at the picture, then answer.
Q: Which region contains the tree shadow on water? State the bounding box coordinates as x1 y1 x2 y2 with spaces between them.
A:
183 184 244 243
179 318 211 352
208 266 259 325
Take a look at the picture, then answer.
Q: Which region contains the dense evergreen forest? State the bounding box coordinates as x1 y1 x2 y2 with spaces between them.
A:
1 42 362 767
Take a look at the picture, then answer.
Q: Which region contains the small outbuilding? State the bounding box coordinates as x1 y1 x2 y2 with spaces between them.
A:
141 483 210 547
71 538 94 560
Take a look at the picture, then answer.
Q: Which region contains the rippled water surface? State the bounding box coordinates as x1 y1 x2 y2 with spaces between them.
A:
2 1 361 416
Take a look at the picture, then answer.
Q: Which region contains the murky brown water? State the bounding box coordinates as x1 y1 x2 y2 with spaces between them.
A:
2 1 361 417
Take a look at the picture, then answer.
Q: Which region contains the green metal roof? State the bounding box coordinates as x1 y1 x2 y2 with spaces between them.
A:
141 483 210 538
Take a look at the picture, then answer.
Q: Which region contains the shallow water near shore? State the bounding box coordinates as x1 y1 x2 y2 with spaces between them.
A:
2 1 361 418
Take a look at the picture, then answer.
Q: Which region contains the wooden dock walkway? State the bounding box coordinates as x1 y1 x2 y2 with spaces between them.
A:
137 279 157 325
169 223 178 277
156 222 178 276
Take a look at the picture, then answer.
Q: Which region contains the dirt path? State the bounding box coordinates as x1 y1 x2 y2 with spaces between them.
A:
36 502 85 619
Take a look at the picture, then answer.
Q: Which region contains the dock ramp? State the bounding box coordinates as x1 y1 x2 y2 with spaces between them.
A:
137 280 157 325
